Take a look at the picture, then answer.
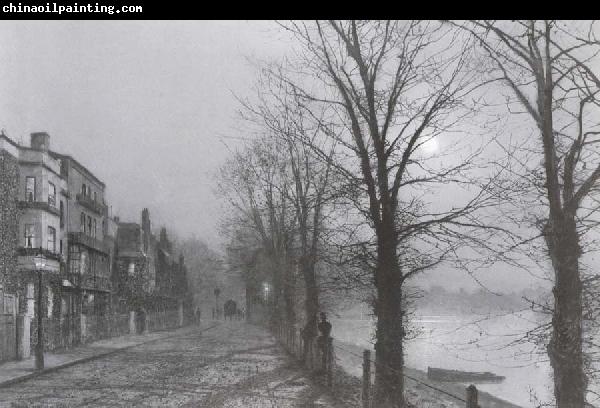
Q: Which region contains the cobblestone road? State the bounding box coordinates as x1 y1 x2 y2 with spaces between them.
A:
0 322 337 408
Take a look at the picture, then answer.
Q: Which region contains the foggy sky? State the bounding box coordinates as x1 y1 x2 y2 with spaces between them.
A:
0 20 288 242
0 20 566 293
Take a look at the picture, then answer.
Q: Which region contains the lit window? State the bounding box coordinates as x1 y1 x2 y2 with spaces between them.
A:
48 182 56 207
25 177 36 202
128 262 135 275
24 224 35 248
47 226 56 252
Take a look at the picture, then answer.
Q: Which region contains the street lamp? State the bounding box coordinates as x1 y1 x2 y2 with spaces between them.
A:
34 247 46 370
263 282 270 303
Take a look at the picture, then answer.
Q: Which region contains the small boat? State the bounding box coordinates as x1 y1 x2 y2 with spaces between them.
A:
427 367 506 383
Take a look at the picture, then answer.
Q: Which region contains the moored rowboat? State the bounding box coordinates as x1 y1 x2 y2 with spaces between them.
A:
427 367 506 383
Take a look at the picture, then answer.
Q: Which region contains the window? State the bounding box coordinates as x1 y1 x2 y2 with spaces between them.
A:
48 182 56 207
59 239 63 255
47 226 56 252
59 201 64 228
80 251 88 274
93 219 97 238
93 191 97 202
81 183 87 197
25 177 36 202
24 224 35 248
47 287 53 318
87 216 92 236
80 212 86 233
69 245 81 275
128 262 135 275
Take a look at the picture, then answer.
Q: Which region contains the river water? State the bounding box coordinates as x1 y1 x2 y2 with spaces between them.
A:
332 311 558 407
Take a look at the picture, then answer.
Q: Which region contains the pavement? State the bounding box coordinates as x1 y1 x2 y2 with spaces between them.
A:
0 322 215 389
0 321 341 408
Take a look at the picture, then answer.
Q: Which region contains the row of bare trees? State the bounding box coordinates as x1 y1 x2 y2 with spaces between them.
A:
217 20 600 408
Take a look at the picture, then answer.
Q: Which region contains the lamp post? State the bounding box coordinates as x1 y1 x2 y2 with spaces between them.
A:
33 247 46 370
263 282 270 303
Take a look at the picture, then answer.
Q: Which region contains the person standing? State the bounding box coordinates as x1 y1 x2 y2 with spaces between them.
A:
317 312 332 372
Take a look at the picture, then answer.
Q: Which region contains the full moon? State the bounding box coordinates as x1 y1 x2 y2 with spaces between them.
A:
421 137 439 153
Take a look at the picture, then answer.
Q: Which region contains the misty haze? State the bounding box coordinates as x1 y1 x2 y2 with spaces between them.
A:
0 20 599 408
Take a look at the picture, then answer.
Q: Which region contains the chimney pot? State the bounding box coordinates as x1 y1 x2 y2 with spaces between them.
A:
30 132 50 151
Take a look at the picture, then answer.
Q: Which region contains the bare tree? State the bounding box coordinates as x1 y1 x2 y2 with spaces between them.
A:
238 71 342 357
273 20 504 407
217 137 297 327
458 20 600 407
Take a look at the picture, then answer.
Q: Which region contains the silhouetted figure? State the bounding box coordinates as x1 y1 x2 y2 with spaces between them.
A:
317 312 332 372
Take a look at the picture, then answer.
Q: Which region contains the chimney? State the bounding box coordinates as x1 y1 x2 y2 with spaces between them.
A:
141 208 151 252
30 132 50 151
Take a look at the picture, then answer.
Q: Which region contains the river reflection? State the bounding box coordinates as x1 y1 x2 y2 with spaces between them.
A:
331 311 554 407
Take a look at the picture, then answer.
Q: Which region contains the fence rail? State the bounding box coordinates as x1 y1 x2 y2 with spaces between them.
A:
273 322 480 408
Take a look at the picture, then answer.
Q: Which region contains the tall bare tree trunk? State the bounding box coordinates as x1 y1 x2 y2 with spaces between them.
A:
271 261 283 327
301 258 319 325
283 259 296 325
546 215 587 407
373 218 405 408
459 20 600 405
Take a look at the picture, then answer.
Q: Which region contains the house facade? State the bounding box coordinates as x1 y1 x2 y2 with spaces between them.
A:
51 149 112 342
0 131 195 357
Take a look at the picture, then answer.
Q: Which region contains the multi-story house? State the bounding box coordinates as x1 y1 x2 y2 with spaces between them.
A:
0 131 114 349
50 148 112 342
16 133 68 276
1 130 195 357
114 210 192 327
113 209 155 316
0 132 69 350
155 227 192 315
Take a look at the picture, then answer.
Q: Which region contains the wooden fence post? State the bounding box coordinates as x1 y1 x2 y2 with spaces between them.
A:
466 384 478 408
362 350 371 408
